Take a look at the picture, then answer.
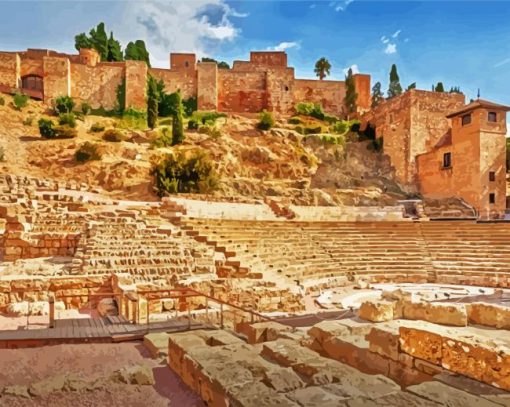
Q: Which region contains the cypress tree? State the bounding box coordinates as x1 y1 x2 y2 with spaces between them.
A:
387 64 403 99
172 91 185 145
147 76 159 129
344 68 358 115
371 81 384 108
107 32 123 62
434 82 445 92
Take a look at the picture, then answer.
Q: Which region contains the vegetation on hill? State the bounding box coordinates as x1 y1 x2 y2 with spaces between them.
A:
200 57 230 69
371 82 384 108
152 149 218 196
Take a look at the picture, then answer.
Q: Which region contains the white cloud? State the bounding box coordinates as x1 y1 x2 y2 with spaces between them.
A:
309 3 316 9
329 0 354 12
384 43 397 54
268 42 300 52
343 64 359 76
118 0 246 68
381 37 390 44
494 58 510 68
392 29 402 38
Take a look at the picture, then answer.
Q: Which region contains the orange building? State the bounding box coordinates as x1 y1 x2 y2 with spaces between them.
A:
417 100 509 219
0 48 371 116
363 91 509 219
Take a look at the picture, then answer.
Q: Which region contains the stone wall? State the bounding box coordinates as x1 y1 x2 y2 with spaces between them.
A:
19 56 44 77
125 60 147 110
197 62 218 111
149 68 197 99
217 70 267 113
363 90 465 188
293 79 346 116
42 56 71 103
0 52 20 92
70 62 124 110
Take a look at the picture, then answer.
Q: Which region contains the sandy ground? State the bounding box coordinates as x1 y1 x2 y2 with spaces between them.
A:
0 342 204 407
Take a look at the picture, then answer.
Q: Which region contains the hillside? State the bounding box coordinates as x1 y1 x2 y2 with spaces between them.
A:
0 95 406 205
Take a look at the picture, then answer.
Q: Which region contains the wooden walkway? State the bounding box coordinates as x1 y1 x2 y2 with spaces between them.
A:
0 316 210 349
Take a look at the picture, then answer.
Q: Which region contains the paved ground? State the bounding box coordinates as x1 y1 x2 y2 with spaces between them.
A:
0 342 205 407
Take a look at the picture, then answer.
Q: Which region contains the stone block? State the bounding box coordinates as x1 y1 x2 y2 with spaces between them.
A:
399 326 443 364
359 300 396 322
467 302 510 329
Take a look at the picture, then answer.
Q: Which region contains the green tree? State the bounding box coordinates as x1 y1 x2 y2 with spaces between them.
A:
147 75 159 129
107 32 123 62
171 91 185 145
200 57 230 69
449 86 462 94
387 64 403 99
74 33 92 50
314 57 331 80
435 82 445 92
89 22 109 61
344 68 358 115
125 40 151 66
406 82 416 91
371 82 384 108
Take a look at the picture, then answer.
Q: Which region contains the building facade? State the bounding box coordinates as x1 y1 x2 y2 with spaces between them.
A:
0 48 371 116
363 91 509 219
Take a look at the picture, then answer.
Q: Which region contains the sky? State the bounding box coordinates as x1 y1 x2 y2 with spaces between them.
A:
0 0 509 105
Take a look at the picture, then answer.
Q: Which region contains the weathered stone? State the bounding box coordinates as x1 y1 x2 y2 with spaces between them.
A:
29 374 67 396
359 300 395 322
286 386 349 406
263 367 305 393
109 364 155 385
3 385 31 398
346 391 440 407
403 301 467 326
467 302 510 329
399 326 443 364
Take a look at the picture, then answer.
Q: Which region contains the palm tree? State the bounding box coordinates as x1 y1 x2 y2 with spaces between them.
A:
314 57 331 80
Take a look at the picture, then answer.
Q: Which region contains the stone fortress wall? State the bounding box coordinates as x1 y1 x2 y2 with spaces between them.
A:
0 48 371 116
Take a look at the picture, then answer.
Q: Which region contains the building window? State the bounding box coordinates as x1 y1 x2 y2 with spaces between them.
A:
284 85 289 91
489 193 496 204
489 171 496 182
21 75 43 92
461 114 472 126
488 112 497 122
184 61 189 68
443 152 452 169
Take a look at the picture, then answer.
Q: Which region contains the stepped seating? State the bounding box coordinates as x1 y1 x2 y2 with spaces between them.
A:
181 219 432 286
78 214 217 283
421 221 510 287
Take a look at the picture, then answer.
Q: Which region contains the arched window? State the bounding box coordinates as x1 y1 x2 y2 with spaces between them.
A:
21 75 43 92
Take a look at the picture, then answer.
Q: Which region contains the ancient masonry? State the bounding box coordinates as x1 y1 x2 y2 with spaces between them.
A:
362 91 509 219
0 48 371 116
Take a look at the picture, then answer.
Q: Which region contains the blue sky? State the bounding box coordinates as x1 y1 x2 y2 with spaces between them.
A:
0 1 509 104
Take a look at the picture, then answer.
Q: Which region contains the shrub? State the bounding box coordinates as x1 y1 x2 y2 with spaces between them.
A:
182 96 197 117
58 113 77 128
117 108 147 130
151 127 172 148
331 121 349 135
258 110 275 130
38 118 56 138
320 134 346 147
191 111 227 125
0 96 5 106
297 125 322 135
13 93 29 110
22 117 33 126
288 117 302 125
102 129 125 142
198 124 222 139
54 125 77 139
75 142 101 162
90 122 105 133
152 149 218 196
81 102 91 115
187 119 199 130
147 75 159 129
295 102 324 120
54 95 75 114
